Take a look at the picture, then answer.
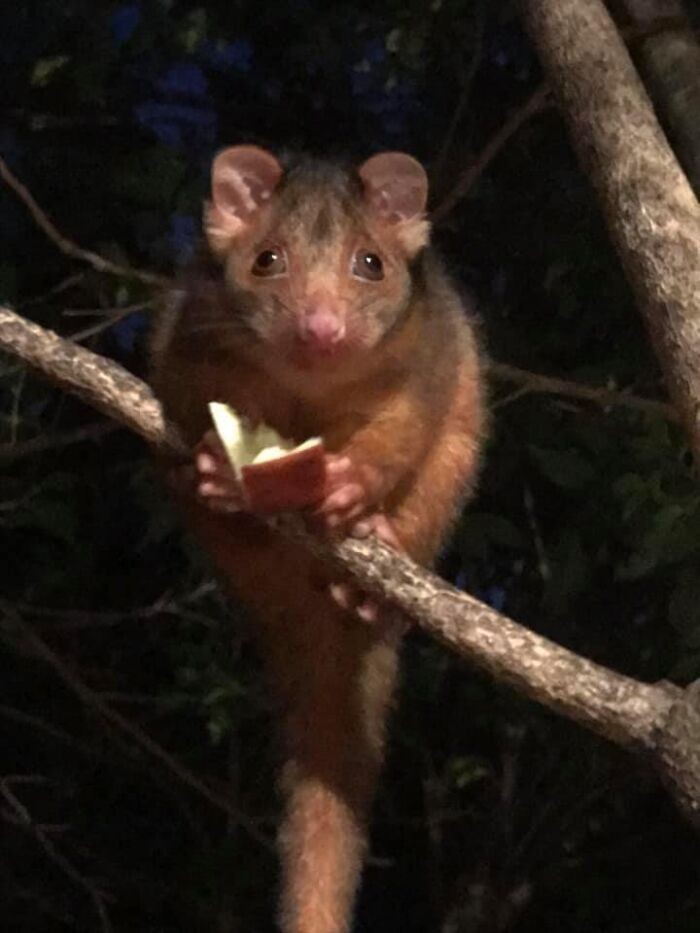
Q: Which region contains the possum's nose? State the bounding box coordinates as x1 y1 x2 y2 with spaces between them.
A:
298 308 346 352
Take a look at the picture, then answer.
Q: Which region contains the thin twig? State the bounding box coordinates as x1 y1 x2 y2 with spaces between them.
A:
0 155 168 288
431 7 486 185
523 484 550 582
0 856 78 927
491 385 532 409
0 302 680 742
1 605 273 853
431 84 551 222
0 778 114 933
22 581 219 631
0 305 692 814
0 704 214 839
18 274 85 310
29 603 173 630
10 110 120 131
63 301 151 317
68 302 153 343
490 361 677 420
0 703 109 758
0 422 117 463
3 774 53 787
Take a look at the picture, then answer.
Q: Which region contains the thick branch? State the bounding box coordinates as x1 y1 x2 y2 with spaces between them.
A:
0 304 687 767
4 40 700 826
612 0 700 196
279 517 678 750
520 0 700 469
0 307 185 457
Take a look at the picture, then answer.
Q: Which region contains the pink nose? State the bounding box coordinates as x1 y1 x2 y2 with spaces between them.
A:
299 312 345 351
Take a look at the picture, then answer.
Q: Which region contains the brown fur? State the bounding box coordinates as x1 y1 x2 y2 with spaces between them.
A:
150 148 485 933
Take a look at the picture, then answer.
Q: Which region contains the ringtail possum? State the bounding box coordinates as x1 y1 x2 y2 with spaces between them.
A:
150 146 485 933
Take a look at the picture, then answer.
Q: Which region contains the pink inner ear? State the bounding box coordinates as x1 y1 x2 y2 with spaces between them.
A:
358 152 428 222
211 146 282 220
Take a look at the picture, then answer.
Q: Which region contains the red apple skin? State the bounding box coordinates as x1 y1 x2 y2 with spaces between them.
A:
241 441 326 514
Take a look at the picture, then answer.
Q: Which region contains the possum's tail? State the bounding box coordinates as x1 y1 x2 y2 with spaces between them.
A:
265 608 400 933
179 507 400 932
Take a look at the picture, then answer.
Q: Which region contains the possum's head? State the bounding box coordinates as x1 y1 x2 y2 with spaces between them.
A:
203 146 430 377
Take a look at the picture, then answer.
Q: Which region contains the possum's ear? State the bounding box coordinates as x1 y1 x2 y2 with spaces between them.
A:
358 152 430 255
205 146 282 256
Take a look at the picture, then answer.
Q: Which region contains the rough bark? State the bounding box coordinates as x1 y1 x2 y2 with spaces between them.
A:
283 517 681 752
611 0 700 195
521 0 700 472
655 680 700 821
3 303 700 823
0 307 186 457
520 0 700 823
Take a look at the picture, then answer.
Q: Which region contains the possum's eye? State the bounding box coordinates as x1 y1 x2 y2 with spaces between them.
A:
352 250 384 282
252 248 287 277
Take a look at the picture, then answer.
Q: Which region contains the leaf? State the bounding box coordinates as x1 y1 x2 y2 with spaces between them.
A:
668 653 700 683
30 498 79 544
0 263 17 303
179 7 207 53
543 530 588 614
613 473 651 521
206 714 230 746
668 570 700 647
448 755 492 790
617 503 694 579
31 55 70 87
459 512 526 558
203 681 244 706
529 446 596 489
5 498 78 545
615 550 660 581
115 147 186 208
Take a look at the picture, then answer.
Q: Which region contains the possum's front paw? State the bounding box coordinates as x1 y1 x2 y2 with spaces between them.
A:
312 456 385 532
192 429 327 516
349 511 403 550
327 511 405 627
193 429 248 514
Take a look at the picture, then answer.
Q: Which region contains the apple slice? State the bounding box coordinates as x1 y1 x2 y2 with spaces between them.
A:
208 402 325 514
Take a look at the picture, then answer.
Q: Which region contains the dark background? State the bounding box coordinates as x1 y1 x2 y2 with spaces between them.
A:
2 1 700 930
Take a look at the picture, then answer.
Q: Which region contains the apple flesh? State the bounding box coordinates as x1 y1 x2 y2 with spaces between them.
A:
208 402 325 514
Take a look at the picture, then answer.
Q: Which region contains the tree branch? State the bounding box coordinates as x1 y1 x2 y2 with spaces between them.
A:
613 0 700 195
490 361 677 420
518 0 700 824
0 777 114 933
431 84 551 223
277 515 678 751
520 0 700 469
0 155 168 288
431 5 486 186
0 422 117 464
0 306 185 456
0 604 273 853
428 16 696 226
2 302 699 822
